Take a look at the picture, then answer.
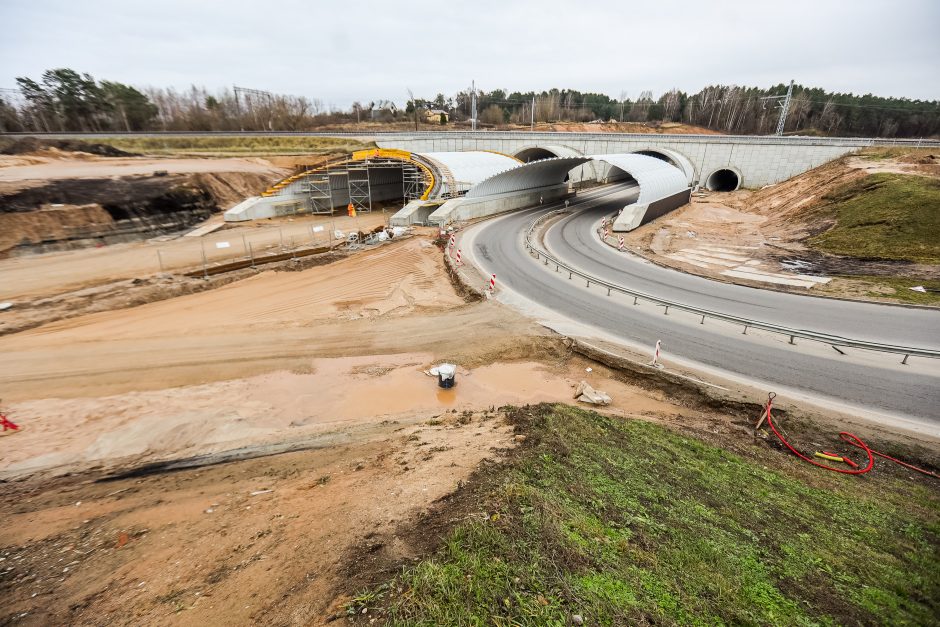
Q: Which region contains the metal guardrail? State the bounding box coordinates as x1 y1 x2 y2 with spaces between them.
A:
3 130 940 148
523 209 940 363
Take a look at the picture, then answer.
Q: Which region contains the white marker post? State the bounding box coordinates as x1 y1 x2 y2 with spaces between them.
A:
650 340 663 368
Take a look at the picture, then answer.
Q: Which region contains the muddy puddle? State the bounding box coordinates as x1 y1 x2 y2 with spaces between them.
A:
3 354 675 478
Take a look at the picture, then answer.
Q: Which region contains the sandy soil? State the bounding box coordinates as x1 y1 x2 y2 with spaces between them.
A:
624 152 940 299
0 237 483 397
0 155 282 186
0 212 393 301
0 409 517 625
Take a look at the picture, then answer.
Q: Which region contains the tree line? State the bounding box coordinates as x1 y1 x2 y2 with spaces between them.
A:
2 69 938 138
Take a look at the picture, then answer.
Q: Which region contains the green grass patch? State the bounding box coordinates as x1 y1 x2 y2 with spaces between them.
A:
854 147 939 161
90 135 374 156
807 173 940 264
827 275 940 306
354 405 939 625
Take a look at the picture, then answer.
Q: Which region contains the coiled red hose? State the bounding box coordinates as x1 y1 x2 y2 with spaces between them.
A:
761 393 938 479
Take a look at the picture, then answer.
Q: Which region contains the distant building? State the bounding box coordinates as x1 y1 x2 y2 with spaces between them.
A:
425 109 449 123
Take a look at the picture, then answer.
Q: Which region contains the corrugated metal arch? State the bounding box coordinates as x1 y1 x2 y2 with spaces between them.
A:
465 157 591 198
464 154 687 206
593 154 689 205
417 151 521 195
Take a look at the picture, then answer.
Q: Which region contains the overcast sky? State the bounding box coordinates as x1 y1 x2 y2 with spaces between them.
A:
1 0 938 107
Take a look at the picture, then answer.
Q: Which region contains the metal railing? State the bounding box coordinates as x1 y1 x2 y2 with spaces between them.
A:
523 209 940 363
4 130 940 148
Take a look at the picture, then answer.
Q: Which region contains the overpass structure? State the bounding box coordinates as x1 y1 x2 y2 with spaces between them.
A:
371 131 938 189
17 130 937 230
212 130 938 229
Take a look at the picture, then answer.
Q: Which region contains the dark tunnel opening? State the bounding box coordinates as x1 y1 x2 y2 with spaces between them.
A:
705 169 740 191
514 147 560 162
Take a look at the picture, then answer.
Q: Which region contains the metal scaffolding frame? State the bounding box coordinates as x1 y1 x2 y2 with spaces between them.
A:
402 163 425 201
301 174 334 214
268 155 435 215
347 166 372 213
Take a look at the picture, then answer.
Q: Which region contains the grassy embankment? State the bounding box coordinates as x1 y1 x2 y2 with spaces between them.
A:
809 172 940 305
91 135 375 157
349 404 939 625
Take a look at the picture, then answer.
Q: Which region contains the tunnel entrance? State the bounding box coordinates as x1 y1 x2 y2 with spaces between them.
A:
635 150 677 168
705 168 740 191
514 147 561 162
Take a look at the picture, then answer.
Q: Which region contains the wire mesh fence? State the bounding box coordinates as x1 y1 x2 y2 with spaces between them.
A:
153 222 343 275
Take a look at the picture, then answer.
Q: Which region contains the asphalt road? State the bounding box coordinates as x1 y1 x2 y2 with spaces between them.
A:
468 184 940 423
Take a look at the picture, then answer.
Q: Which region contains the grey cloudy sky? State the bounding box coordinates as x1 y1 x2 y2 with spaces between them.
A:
1 0 938 106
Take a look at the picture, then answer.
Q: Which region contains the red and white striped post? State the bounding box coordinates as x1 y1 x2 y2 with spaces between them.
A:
603 226 609 240
489 274 496 291
455 248 462 265
448 233 455 257
618 235 625 251
650 339 662 368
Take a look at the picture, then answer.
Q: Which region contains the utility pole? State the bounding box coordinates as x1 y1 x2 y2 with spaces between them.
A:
406 87 419 131
775 80 794 136
233 84 242 131
531 95 535 130
471 80 477 131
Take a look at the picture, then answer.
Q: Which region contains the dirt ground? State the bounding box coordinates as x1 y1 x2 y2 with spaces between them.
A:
0 211 393 302
0 154 283 190
1 224 689 625
0 409 518 625
624 150 940 301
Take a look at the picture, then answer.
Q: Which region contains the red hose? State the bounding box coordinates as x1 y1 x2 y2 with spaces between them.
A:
761 393 938 479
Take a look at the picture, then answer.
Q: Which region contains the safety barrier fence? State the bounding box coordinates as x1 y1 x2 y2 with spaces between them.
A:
523 209 940 364
154 223 340 277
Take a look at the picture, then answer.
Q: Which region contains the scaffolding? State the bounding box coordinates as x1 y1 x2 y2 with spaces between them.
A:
402 165 425 201
263 153 434 216
301 174 334 214
347 166 372 213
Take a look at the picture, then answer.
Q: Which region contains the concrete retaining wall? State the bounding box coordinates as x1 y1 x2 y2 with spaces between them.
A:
427 184 572 225
613 187 693 232
390 199 440 226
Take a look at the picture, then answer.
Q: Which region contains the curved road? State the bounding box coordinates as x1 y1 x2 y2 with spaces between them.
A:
467 184 940 424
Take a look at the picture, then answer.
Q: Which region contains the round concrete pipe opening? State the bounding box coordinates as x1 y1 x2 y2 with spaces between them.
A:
705 168 740 191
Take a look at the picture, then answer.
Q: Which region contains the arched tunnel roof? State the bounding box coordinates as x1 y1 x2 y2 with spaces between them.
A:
417 151 521 195
465 157 590 198
465 153 688 206
593 153 689 204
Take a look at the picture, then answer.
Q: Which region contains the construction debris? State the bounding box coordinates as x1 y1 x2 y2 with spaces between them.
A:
573 381 611 405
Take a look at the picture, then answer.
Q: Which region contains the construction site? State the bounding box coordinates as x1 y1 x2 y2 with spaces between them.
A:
0 118 938 627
